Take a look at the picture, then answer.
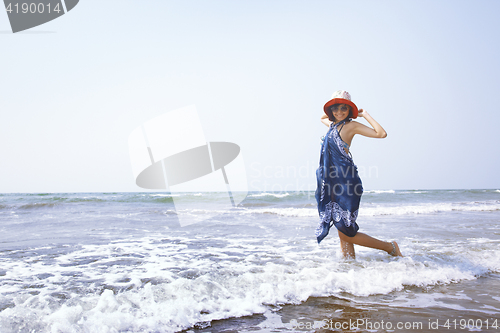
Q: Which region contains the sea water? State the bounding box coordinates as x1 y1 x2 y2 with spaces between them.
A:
0 190 499 332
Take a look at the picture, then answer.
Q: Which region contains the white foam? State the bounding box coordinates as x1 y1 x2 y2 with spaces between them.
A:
1 235 499 333
361 201 500 216
245 207 315 217
149 193 203 198
3 191 500 332
237 200 500 218
248 192 290 198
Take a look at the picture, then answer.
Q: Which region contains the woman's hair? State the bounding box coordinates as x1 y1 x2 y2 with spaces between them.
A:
328 104 353 122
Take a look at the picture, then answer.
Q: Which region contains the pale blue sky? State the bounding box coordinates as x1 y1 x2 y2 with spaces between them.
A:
1 0 499 193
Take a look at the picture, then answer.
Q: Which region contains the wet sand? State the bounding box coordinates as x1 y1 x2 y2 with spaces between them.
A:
188 274 500 333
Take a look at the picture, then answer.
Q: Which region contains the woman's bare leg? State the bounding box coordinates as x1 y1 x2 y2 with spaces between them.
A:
338 230 403 257
339 237 355 259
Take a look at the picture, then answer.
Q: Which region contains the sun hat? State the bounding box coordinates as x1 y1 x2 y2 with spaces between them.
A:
323 90 359 119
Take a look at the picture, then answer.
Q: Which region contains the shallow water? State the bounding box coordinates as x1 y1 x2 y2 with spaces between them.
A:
0 190 499 332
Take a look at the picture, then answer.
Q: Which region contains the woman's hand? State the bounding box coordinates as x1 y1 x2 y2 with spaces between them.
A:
321 113 333 127
357 108 366 118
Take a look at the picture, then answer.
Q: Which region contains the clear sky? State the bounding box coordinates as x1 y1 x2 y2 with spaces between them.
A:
1 0 499 193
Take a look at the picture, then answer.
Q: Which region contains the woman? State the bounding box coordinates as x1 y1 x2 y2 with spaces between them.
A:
315 90 403 259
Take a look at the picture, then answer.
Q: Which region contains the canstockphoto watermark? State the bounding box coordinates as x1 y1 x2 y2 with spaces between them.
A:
128 105 248 227
290 318 424 331
289 318 500 331
4 0 79 33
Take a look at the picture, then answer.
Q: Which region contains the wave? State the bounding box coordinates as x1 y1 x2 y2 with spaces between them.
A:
66 197 106 203
361 201 500 216
1 237 498 333
4 190 499 213
244 207 315 217
364 190 396 194
247 192 291 198
18 202 61 209
241 200 500 217
84 200 499 217
150 194 177 197
8 193 202 208
8 199 500 216
150 193 203 197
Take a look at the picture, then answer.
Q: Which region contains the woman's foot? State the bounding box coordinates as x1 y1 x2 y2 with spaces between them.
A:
388 241 403 257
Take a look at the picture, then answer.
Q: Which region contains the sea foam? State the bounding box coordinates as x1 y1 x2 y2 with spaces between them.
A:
1 235 499 333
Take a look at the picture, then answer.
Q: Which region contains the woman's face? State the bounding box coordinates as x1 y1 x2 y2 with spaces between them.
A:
330 103 351 122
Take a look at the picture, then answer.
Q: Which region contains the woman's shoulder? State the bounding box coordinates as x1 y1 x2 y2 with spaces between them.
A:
341 120 362 137
344 120 361 128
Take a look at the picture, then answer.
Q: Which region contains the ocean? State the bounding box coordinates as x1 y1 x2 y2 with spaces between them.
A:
0 189 499 332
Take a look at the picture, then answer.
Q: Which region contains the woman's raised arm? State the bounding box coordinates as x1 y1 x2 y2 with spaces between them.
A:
321 113 333 127
353 109 387 138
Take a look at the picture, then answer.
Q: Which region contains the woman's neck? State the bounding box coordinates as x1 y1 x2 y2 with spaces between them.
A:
334 119 349 125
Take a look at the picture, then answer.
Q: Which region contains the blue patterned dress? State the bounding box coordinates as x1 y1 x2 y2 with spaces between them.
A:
315 120 363 243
